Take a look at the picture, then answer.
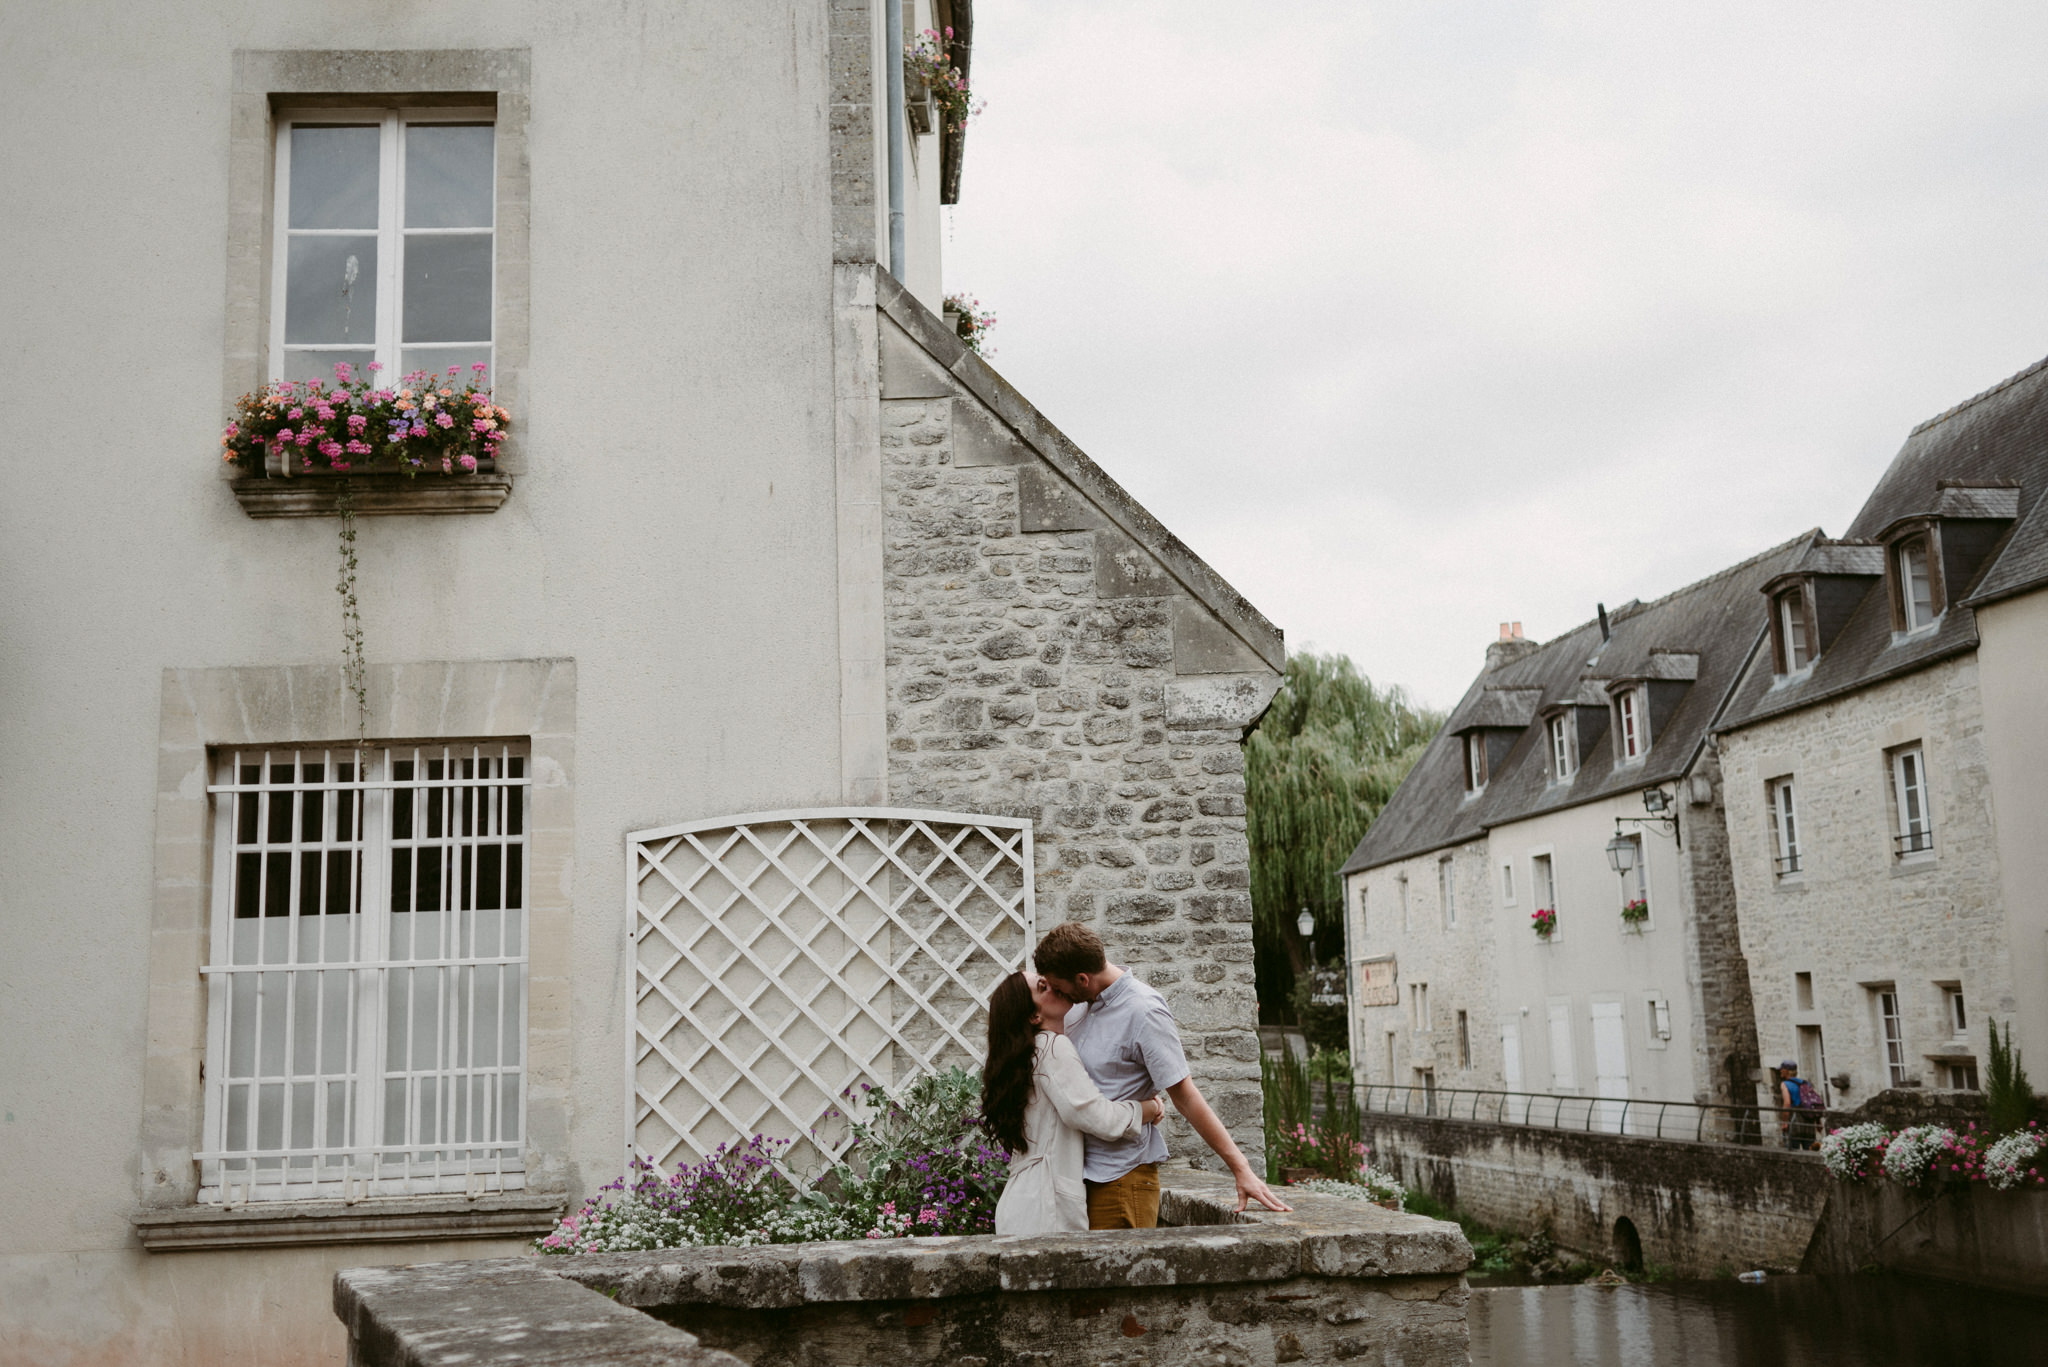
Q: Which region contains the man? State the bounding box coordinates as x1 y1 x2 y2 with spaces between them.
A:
1775 1060 1818 1151
1033 921 1290 1227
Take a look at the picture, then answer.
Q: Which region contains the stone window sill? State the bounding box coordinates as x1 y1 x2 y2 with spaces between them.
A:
230 470 513 518
132 1191 564 1252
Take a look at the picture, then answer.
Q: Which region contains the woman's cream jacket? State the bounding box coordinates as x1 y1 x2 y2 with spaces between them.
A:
992 1032 1146 1236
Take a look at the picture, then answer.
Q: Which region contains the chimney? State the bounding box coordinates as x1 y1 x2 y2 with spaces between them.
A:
1486 620 1538 671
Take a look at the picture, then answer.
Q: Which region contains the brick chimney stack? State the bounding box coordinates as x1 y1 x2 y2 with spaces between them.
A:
1486 620 1538 671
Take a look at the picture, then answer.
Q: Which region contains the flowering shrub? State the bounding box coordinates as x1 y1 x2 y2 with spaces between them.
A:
1273 1121 1368 1180
1983 1126 2046 1190
1880 1124 1963 1188
906 28 982 133
943 292 997 356
1619 899 1649 927
1819 1123 1889 1183
537 1068 1008 1254
1531 907 1557 939
1294 1169 1407 1210
220 361 507 476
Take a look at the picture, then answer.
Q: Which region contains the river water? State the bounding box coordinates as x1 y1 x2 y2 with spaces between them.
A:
1470 1274 2048 1366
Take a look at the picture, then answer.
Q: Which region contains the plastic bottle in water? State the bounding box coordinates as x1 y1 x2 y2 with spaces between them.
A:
1737 1270 1767 1283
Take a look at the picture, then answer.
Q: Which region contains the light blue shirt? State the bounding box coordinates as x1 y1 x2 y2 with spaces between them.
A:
1063 970 1191 1183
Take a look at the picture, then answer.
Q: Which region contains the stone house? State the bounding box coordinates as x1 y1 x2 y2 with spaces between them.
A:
0 6 1282 1364
1340 544 1803 1116
1715 355 2048 1111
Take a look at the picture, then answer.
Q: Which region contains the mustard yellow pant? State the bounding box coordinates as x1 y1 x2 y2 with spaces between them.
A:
1086 1163 1161 1230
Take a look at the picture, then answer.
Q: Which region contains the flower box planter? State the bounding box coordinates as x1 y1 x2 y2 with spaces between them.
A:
231 462 511 519
905 73 936 136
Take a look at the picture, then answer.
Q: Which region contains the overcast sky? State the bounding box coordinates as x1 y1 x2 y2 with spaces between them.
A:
942 1 2048 708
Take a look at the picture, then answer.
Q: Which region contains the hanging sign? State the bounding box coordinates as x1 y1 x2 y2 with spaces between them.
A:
1357 955 1398 1007
1311 967 1348 1007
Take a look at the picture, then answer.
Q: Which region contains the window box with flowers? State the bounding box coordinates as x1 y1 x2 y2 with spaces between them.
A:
1620 899 1649 929
222 362 514 519
1531 907 1557 941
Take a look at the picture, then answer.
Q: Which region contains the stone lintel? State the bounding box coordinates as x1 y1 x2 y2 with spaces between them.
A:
1167 674 1285 732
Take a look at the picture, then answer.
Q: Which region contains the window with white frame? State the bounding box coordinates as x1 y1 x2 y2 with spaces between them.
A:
1464 732 1489 793
200 744 528 1201
1645 996 1672 1047
1942 984 1968 1039
1356 881 1369 937
1622 834 1648 914
1617 687 1648 762
1875 985 1908 1086
1439 855 1457 928
1897 538 1937 633
272 109 496 384
1532 853 1556 916
1768 776 1801 876
1548 714 1577 782
1891 745 1933 857
1777 588 1812 673
1410 981 1431 1032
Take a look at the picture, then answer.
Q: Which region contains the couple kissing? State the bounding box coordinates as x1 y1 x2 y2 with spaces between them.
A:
980 921 1290 1235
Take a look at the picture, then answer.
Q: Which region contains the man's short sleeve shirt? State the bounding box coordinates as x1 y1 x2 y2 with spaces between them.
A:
1064 972 1191 1182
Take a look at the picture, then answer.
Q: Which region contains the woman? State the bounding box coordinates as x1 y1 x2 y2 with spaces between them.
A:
981 969 1165 1235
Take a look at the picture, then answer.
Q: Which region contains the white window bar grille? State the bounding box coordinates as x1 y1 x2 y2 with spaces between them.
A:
197 745 529 1203
627 808 1034 1180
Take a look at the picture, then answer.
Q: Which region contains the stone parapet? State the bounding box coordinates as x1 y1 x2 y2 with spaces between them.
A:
335 1169 1471 1366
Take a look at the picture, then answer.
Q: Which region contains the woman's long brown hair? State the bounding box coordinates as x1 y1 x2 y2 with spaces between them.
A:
979 970 1037 1154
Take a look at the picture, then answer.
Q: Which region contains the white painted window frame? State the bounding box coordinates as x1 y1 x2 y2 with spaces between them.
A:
1644 994 1671 1050
1890 744 1934 859
1617 687 1648 762
1548 714 1577 782
1769 776 1802 877
269 106 498 384
1898 539 1938 634
1779 589 1812 673
1621 832 1650 926
1530 848 1557 938
1876 986 1909 1086
1464 733 1487 793
1439 854 1457 928
1410 981 1431 1033
1942 983 1968 1039
197 743 530 1203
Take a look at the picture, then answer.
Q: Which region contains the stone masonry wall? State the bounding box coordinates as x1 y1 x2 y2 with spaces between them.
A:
880 395 1267 1162
1363 1111 1829 1277
1679 749 1764 1108
1718 653 2015 1111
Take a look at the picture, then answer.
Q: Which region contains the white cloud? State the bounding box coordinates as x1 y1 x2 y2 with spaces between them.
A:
943 0 2048 705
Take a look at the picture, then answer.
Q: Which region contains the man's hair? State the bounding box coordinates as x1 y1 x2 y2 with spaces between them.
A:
1034 921 1107 979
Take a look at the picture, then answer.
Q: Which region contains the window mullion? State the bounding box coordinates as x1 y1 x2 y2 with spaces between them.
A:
200 752 239 1193
377 110 402 377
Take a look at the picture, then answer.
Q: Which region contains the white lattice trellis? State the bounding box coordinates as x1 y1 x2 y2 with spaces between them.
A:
626 808 1034 1174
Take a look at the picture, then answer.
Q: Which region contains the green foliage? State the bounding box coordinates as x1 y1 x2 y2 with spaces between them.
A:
1289 963 1352 1053
1261 1046 1368 1184
1246 652 1442 1020
1987 1019 2036 1135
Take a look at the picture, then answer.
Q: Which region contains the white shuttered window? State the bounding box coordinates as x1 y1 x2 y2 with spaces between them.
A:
199 745 529 1202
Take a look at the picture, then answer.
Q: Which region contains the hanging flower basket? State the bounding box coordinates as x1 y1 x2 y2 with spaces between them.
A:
1620 899 1649 928
905 27 982 135
1531 907 1557 940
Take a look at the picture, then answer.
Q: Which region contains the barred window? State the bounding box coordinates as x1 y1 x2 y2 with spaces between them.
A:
199 744 528 1201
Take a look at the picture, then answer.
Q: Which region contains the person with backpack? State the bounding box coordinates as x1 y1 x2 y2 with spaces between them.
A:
1776 1061 1823 1150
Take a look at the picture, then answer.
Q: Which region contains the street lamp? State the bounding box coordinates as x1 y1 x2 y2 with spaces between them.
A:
1605 833 1638 876
1297 907 1316 939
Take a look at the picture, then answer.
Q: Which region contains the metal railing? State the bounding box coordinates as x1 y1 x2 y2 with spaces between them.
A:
1352 1082 1840 1150
1893 830 1934 856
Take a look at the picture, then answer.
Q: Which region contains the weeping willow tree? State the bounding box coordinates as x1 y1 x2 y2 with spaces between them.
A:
1246 652 1443 1027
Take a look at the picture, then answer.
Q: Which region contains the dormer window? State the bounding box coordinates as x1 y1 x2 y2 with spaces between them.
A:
1463 733 1489 793
1897 538 1937 632
1616 687 1648 762
1777 588 1812 672
1548 714 1577 782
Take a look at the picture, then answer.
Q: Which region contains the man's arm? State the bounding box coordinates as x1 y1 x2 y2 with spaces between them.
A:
1163 1076 1292 1213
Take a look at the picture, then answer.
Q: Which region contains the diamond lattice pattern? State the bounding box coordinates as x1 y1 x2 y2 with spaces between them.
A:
630 809 1033 1175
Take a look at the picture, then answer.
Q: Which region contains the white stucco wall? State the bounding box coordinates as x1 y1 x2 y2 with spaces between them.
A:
0 4 954 1362
1484 793 1705 1109
1956 593 2048 1067
1719 654 2014 1111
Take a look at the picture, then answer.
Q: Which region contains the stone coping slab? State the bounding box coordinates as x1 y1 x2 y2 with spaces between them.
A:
336 1168 1470 1366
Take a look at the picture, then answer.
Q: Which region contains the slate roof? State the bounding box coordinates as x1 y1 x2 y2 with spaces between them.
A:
1717 351 2048 731
1342 534 1813 873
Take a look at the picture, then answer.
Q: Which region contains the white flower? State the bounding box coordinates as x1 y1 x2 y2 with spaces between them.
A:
1880 1125 1958 1188
1819 1123 1889 1183
1983 1130 2044 1191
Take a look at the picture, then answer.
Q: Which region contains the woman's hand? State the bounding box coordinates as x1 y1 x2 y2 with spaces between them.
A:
1141 1096 1166 1126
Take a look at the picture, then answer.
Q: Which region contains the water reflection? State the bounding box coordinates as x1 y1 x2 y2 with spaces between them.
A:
1471 1275 2048 1367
